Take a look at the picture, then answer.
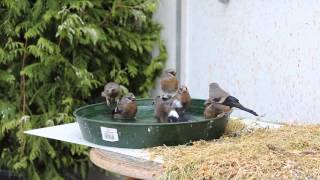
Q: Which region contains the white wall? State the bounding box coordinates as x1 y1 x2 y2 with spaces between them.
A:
154 0 178 69
152 0 178 95
182 0 320 124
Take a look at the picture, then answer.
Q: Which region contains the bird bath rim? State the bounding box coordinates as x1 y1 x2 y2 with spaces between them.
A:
73 98 227 126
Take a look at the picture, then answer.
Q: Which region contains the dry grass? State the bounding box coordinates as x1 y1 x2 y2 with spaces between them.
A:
149 120 320 179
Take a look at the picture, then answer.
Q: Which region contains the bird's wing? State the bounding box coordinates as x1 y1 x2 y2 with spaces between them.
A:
224 96 258 116
226 96 239 103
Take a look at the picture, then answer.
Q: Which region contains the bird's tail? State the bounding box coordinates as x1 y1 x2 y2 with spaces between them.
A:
234 103 258 116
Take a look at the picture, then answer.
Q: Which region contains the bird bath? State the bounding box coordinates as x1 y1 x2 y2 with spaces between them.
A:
74 99 229 149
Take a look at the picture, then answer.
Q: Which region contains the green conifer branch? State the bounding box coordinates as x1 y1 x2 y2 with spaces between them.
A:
20 39 28 115
0 0 167 179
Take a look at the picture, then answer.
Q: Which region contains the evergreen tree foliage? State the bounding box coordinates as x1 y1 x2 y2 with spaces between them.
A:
0 0 167 179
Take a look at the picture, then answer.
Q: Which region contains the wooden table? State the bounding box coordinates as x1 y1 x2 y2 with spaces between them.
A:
89 148 163 180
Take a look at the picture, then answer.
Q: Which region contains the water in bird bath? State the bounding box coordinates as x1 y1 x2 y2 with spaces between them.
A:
82 104 205 124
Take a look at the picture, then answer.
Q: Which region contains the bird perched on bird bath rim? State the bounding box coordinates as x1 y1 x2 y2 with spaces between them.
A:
160 68 179 98
101 82 121 105
209 82 258 116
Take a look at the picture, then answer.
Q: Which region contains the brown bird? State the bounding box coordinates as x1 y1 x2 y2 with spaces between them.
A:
203 99 231 119
209 82 258 116
154 95 179 123
112 92 137 119
173 86 191 115
101 82 121 105
160 68 179 98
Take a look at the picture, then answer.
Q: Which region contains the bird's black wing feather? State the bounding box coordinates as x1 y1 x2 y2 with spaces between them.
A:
223 96 258 116
222 96 239 107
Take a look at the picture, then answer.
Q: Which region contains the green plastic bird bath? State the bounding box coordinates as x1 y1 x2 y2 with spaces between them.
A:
74 99 229 149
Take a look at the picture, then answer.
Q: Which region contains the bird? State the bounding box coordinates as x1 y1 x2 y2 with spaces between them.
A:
173 86 191 116
203 99 231 119
112 92 137 119
101 82 121 105
153 95 172 123
209 82 258 116
160 68 179 98
153 95 179 123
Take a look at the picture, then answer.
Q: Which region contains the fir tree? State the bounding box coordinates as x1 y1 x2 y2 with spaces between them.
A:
0 0 167 179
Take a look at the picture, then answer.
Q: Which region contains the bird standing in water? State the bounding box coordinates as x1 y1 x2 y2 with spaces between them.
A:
160 68 179 98
209 82 258 116
173 86 191 116
112 93 137 119
154 95 179 123
101 82 121 105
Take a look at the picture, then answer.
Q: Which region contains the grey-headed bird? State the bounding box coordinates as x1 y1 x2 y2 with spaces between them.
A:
101 82 121 105
112 92 137 119
209 82 258 116
160 68 179 98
